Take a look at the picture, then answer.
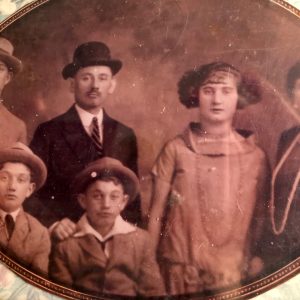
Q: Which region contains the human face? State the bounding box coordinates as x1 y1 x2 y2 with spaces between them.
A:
70 66 116 114
0 162 35 213
78 180 128 236
0 61 11 96
198 72 239 126
292 78 300 113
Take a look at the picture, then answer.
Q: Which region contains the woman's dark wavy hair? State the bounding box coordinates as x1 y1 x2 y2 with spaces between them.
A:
286 61 300 99
178 61 262 109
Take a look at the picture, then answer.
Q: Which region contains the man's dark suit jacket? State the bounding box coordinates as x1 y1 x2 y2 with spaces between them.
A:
27 105 141 227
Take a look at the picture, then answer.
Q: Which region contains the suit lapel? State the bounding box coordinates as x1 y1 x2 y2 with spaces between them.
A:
8 210 30 259
102 111 119 156
61 105 96 163
77 235 108 267
106 235 134 272
0 216 8 248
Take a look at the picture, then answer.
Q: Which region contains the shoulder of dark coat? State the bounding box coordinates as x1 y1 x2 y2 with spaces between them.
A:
35 106 77 130
104 112 136 135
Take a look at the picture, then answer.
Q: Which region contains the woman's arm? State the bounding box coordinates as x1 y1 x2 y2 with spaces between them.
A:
147 177 171 250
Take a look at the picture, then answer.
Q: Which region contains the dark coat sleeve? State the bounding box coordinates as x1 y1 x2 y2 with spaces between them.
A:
30 123 51 166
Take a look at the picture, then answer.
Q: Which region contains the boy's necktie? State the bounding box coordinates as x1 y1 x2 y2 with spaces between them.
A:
5 214 15 239
91 117 103 157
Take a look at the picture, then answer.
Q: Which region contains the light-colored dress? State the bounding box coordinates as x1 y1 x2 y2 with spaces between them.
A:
152 123 269 294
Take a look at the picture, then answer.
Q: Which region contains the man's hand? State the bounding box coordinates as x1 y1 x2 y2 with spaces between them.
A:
51 218 77 241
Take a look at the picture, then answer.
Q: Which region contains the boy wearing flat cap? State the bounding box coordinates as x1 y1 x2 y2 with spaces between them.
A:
29 41 141 240
49 157 164 297
0 143 50 275
0 37 27 148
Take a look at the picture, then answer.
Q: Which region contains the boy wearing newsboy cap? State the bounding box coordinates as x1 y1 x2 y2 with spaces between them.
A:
0 143 50 275
49 157 165 297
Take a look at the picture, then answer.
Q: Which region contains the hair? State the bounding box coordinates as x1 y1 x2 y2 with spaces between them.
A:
81 174 127 195
177 61 262 109
286 62 300 99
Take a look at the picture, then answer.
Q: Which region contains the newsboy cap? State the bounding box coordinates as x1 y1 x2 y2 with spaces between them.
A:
62 41 122 79
0 143 47 190
72 157 139 202
0 37 22 75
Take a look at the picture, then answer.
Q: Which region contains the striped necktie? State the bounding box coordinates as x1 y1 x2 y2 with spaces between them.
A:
91 117 103 156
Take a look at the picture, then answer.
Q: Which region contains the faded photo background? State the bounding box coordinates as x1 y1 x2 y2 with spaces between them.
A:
0 1 300 299
1 0 300 210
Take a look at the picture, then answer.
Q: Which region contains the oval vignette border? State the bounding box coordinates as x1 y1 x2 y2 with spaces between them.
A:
0 0 300 299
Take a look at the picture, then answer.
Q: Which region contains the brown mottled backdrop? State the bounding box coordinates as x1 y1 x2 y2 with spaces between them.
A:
1 0 300 211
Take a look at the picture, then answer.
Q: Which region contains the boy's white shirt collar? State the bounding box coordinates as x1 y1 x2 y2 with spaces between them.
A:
0 207 21 222
75 104 104 140
74 214 136 242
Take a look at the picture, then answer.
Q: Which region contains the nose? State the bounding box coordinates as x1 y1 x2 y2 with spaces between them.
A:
212 91 223 105
102 196 111 209
7 177 17 191
91 77 100 89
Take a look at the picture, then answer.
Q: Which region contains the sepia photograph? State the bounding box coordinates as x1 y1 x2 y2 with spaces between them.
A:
0 0 300 298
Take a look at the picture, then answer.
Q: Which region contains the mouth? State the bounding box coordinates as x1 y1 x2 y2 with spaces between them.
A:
211 108 224 113
87 92 100 98
5 194 17 200
98 212 112 218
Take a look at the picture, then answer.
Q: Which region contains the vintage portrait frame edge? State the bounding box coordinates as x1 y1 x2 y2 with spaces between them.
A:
0 0 300 299
0 0 50 31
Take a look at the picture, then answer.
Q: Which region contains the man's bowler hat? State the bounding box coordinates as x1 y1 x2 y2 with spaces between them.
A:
62 41 122 79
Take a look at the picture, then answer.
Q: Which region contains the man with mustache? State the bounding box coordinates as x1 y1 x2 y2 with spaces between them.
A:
29 42 140 240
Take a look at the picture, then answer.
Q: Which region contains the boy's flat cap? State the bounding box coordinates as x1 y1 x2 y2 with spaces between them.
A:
72 157 139 201
0 142 47 190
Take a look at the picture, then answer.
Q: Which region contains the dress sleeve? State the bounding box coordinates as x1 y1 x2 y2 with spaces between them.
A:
151 139 177 183
246 150 271 276
137 231 166 296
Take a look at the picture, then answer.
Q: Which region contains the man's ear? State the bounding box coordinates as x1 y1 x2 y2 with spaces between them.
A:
26 182 36 198
69 78 75 94
108 78 117 94
78 193 87 210
4 71 12 86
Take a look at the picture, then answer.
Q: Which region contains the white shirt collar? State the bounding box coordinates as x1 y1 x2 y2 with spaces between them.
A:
75 104 103 127
74 214 136 242
0 207 21 222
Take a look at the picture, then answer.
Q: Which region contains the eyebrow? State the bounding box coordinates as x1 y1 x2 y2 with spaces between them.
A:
201 81 231 86
0 170 30 176
79 72 110 77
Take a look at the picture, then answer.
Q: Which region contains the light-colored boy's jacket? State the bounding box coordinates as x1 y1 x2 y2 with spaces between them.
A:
0 208 51 275
50 217 165 297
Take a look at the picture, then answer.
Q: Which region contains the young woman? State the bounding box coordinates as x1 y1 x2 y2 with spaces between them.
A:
148 62 269 294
